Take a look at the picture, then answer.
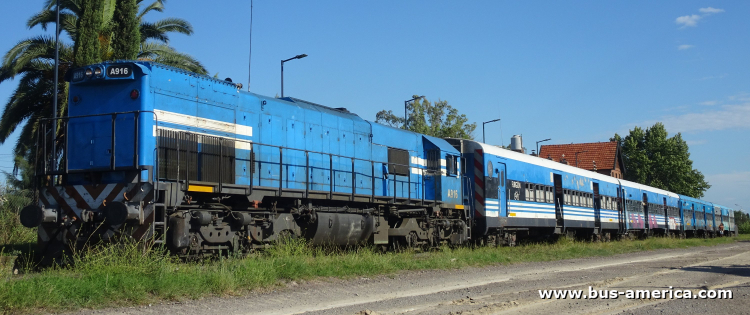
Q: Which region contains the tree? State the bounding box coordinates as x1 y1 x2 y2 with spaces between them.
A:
611 122 710 198
375 95 476 140
110 0 140 60
0 0 207 189
73 0 104 67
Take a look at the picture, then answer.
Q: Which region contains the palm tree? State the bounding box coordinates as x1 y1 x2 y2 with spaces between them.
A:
26 0 206 71
0 0 207 178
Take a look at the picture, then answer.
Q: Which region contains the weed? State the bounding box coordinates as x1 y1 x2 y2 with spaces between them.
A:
0 234 745 314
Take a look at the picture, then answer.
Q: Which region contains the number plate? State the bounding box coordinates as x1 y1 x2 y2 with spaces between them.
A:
72 70 86 82
107 65 132 78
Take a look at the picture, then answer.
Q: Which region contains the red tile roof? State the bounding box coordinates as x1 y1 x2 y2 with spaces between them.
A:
538 142 619 171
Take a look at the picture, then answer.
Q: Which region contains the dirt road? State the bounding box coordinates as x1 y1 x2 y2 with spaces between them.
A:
75 241 750 315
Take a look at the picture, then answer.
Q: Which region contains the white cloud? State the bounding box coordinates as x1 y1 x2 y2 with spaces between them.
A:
678 44 694 50
638 103 750 133
685 139 707 146
676 14 701 27
676 8 724 28
699 101 718 106
728 92 750 102
699 7 724 14
700 73 727 80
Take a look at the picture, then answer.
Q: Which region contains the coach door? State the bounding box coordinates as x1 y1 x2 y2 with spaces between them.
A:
617 188 626 233
643 193 650 232
664 197 670 233
497 163 506 217
553 174 564 228
593 183 601 230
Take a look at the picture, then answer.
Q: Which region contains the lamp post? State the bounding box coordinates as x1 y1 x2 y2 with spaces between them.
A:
575 150 588 167
404 96 424 129
482 118 501 143
51 0 60 172
281 54 307 98
536 138 551 157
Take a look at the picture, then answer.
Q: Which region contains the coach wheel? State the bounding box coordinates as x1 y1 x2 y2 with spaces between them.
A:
504 232 517 247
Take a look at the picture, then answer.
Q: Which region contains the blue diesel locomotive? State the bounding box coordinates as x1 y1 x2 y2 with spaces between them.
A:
19 61 733 261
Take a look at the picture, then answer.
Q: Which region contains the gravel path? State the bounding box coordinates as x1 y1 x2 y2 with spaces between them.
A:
70 240 750 315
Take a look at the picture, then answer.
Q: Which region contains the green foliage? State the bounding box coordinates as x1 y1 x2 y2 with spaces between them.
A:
0 187 35 247
375 95 476 140
735 211 750 234
611 122 710 198
110 0 141 60
74 0 105 67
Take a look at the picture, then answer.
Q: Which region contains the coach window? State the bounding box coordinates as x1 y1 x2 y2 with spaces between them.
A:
564 190 569 205
584 193 589 207
546 187 552 203
535 185 543 203
528 184 535 202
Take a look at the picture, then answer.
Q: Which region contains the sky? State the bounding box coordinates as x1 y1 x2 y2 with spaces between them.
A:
0 1 748 211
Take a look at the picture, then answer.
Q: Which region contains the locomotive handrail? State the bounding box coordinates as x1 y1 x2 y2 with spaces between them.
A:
37 110 158 176
154 126 452 205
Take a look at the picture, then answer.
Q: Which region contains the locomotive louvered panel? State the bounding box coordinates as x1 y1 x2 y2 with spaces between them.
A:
199 135 235 184
158 129 198 181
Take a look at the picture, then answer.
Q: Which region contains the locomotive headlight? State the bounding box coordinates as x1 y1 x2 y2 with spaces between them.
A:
85 68 93 78
94 67 103 77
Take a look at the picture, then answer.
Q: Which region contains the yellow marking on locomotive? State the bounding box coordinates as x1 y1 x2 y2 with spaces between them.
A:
509 212 516 217
188 185 214 193
455 205 464 210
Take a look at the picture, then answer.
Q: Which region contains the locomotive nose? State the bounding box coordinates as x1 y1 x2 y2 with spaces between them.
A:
20 205 57 228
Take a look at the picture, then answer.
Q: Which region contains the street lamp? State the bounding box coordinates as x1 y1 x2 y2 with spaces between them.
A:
281 54 307 98
575 150 588 167
536 138 551 157
404 96 425 129
482 118 501 144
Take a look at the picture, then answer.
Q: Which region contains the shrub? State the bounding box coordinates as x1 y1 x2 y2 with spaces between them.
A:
739 222 750 234
0 188 35 247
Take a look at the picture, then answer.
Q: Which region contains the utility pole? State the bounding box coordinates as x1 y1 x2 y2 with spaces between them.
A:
52 0 60 172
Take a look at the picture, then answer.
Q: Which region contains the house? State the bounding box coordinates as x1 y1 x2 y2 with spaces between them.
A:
538 141 625 179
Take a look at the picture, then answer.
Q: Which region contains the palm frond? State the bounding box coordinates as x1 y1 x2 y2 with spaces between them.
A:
139 42 207 75
0 77 55 143
139 21 168 43
0 36 73 83
138 0 165 20
139 18 193 44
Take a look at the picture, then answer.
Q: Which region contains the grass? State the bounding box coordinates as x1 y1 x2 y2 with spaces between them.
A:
1 234 748 314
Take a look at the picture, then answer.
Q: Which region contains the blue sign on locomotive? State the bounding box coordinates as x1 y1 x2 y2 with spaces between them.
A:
19 61 735 263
